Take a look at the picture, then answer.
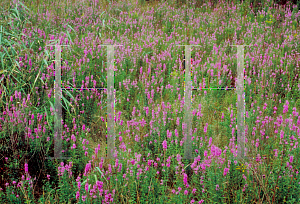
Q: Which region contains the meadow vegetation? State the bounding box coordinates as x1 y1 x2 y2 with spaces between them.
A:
0 0 300 203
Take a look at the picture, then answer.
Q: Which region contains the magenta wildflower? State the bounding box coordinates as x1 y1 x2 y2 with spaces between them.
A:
283 100 289 114
85 182 89 193
183 173 189 188
243 184 248 192
130 159 136 165
204 150 208 157
82 195 87 202
96 180 103 192
223 167 229 176
71 143 76 149
204 123 208 133
84 163 91 176
71 134 76 142
242 174 247 181
175 129 178 137
192 188 196 194
280 130 284 139
208 137 212 146
290 155 294 163
25 163 28 174
274 149 278 157
162 140 167 150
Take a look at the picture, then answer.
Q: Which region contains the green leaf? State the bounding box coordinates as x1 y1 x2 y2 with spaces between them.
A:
82 179 88 186
95 167 108 183
67 24 77 35
63 89 75 101
65 30 73 47
0 26 2 46
107 25 112 30
44 106 52 129
16 1 30 14
3 44 12 63
99 11 106 18
61 94 72 115
29 40 35 49
0 52 6 70
110 17 119 23
11 12 19 21
49 101 55 114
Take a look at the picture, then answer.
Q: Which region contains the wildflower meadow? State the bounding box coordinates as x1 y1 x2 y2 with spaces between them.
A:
0 0 300 203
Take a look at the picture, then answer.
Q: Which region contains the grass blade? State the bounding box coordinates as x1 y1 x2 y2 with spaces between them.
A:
95 167 108 184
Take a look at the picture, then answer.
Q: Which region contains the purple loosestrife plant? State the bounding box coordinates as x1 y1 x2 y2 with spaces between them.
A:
0 0 300 203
